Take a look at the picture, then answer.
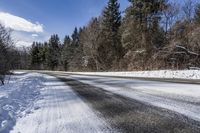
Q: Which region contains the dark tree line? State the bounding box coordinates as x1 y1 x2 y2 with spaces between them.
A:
29 0 123 71
27 0 200 71
15 0 200 71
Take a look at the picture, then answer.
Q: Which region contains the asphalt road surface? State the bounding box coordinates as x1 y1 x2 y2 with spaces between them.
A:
41 71 200 133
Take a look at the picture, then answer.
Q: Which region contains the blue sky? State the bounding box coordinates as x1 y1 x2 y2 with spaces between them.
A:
0 0 186 47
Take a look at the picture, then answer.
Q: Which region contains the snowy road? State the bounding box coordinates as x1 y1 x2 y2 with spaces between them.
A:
0 73 114 133
66 74 200 122
48 71 200 132
1 71 200 133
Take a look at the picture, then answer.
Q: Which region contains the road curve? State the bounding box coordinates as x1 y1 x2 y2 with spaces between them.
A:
44 71 200 133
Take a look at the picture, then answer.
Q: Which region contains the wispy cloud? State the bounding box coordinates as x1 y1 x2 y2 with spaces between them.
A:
0 12 43 33
31 34 39 38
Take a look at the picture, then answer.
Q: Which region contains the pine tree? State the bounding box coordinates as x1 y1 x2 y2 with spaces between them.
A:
63 35 71 47
99 0 123 70
119 0 167 70
70 27 84 71
128 0 167 50
128 0 166 20
61 28 83 71
71 27 79 46
102 0 121 33
46 34 61 70
30 42 42 69
62 35 72 70
39 42 48 69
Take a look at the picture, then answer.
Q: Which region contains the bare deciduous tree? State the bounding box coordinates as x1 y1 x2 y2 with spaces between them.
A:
162 1 180 35
182 0 195 23
0 24 14 85
80 18 102 71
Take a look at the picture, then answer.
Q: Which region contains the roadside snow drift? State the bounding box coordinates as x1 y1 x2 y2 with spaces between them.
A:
0 72 113 133
0 73 42 133
65 70 200 80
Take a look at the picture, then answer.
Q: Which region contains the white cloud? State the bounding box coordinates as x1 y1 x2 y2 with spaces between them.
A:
31 34 39 37
0 12 44 33
0 12 48 48
11 31 49 48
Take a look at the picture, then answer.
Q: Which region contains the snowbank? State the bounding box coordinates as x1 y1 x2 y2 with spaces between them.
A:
66 70 200 80
0 72 42 132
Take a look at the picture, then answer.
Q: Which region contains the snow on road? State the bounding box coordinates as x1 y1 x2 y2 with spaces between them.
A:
0 72 113 133
67 74 200 122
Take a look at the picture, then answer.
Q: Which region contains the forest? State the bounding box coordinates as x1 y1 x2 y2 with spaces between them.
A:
1 0 200 75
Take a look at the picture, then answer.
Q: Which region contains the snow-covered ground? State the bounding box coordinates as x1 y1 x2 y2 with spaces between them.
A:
65 70 200 80
0 72 113 133
0 72 42 133
66 74 200 122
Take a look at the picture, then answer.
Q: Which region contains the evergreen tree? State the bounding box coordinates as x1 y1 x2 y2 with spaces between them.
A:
128 0 167 50
102 0 121 33
61 27 82 71
47 34 61 70
128 0 166 21
119 0 167 70
30 42 42 69
39 42 48 68
63 35 71 47
30 42 49 69
62 35 72 70
71 27 79 46
99 0 123 70
70 27 84 71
